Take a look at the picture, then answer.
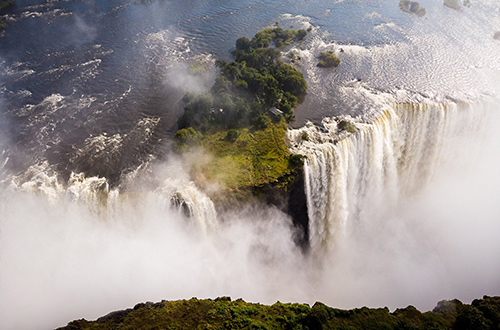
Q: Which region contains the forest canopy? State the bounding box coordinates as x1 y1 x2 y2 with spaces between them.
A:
177 27 308 132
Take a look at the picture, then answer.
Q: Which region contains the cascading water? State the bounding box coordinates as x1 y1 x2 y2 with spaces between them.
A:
5 163 218 235
155 178 218 235
289 99 493 254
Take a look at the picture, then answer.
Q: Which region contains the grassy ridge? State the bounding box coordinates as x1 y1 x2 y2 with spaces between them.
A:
58 295 500 329
191 120 295 192
174 27 309 201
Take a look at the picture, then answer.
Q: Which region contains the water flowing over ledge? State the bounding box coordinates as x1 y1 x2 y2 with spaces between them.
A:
288 99 496 254
2 161 218 235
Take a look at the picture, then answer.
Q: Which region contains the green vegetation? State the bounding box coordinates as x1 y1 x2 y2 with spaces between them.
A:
399 0 426 17
0 0 13 11
317 51 341 68
338 120 356 133
188 61 210 75
175 27 308 197
178 27 308 130
173 127 203 153
183 119 303 197
0 0 14 31
58 295 500 330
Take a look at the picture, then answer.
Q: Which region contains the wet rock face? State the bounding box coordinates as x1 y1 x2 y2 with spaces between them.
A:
399 0 426 17
170 192 193 218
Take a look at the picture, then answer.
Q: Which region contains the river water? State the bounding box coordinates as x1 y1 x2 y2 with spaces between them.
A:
1 1 500 329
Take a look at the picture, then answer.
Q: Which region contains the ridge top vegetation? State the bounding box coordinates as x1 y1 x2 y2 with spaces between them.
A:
174 27 309 196
58 295 500 330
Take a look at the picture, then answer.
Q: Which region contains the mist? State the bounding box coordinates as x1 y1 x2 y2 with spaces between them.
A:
1 99 500 330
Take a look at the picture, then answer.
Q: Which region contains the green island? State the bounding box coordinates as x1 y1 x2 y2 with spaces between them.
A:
174 27 309 202
58 295 500 329
0 0 14 31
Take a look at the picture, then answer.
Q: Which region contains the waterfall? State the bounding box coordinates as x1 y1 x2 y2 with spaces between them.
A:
6 163 218 235
155 178 218 235
289 100 491 253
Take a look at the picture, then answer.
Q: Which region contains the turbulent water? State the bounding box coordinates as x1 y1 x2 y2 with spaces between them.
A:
1 0 500 329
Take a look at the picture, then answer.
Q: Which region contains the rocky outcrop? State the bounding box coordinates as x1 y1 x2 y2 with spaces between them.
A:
399 0 426 17
443 0 462 11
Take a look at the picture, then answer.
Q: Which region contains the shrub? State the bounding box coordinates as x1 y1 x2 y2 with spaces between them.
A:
225 129 239 142
317 51 341 68
252 113 271 129
289 154 305 168
296 29 307 40
338 120 356 133
173 127 203 153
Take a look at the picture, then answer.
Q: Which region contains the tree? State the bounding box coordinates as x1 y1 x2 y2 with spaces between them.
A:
235 36 250 51
173 127 203 153
178 27 309 131
296 29 307 40
178 94 214 130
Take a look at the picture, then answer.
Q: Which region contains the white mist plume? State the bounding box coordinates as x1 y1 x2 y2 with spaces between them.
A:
70 15 97 45
289 98 500 309
1 99 500 330
0 181 305 330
